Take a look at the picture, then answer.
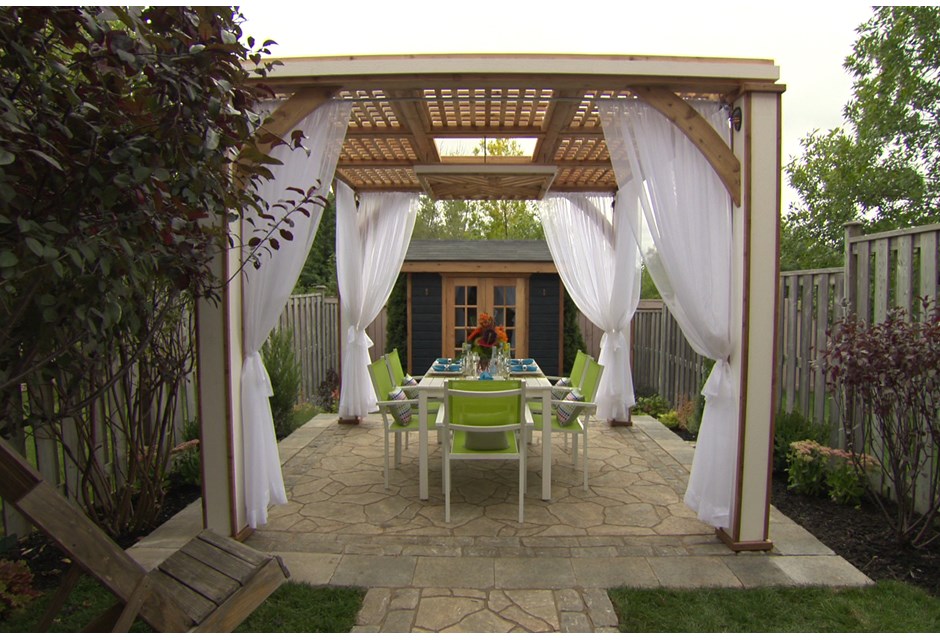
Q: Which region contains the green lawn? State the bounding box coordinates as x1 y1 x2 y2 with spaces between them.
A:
291 402 321 429
609 581 940 633
0 576 364 633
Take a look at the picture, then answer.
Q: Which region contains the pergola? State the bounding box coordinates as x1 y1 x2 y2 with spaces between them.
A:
196 54 784 551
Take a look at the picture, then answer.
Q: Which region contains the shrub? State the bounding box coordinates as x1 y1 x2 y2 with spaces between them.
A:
171 419 202 488
633 395 671 419
787 440 874 506
659 410 680 428
314 369 340 413
0 560 39 620
823 300 940 547
786 440 829 497
674 395 704 438
386 275 408 364
262 328 302 440
562 291 588 374
825 450 872 506
773 409 829 473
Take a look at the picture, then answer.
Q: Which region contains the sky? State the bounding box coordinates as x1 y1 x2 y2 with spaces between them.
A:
239 1 877 213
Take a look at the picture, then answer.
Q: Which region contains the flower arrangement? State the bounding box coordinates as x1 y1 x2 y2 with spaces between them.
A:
466 312 509 362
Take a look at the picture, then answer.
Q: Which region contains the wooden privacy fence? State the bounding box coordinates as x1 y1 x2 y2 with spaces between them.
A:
629 301 710 407
776 267 845 431
778 222 940 430
275 291 340 403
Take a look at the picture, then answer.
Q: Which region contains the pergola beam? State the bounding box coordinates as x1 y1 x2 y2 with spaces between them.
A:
534 90 584 164
630 85 742 206
255 87 339 155
388 90 440 164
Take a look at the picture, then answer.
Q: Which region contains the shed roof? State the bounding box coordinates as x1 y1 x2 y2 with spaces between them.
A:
255 54 783 200
405 239 552 263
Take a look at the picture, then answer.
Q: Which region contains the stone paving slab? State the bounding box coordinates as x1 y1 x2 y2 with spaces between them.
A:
133 412 874 633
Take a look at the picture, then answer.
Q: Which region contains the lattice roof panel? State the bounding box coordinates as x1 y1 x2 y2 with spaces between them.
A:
259 54 783 200
336 166 420 190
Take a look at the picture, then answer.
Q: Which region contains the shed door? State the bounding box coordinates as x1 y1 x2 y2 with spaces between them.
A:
443 276 527 359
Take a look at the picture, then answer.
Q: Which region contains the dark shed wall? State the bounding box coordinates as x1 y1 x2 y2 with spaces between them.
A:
528 273 561 376
410 273 442 373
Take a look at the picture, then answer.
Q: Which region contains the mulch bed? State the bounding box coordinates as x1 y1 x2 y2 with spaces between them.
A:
670 424 940 597
770 472 940 597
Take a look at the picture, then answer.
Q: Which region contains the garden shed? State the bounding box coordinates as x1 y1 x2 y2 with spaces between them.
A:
400 239 563 376
196 53 784 553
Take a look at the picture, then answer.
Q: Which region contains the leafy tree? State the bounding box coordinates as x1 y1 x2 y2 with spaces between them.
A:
412 138 544 241
0 6 303 535
640 265 661 300
784 7 940 269
412 197 484 240
295 192 337 293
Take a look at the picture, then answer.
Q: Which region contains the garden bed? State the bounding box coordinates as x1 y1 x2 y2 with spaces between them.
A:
771 472 940 597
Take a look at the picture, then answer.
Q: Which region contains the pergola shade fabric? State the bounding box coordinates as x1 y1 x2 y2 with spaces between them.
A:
601 100 736 528
241 100 351 527
540 193 640 423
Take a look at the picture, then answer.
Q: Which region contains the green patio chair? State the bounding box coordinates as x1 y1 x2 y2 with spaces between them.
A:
368 355 439 490
386 347 422 386
530 349 590 416
442 379 527 523
549 357 604 490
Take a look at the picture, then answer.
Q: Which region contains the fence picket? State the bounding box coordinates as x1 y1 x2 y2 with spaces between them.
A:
813 273 829 431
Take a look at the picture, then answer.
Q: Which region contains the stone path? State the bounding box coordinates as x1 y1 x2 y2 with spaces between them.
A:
131 414 873 633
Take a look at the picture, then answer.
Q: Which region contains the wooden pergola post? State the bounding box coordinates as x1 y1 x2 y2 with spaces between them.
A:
720 88 783 550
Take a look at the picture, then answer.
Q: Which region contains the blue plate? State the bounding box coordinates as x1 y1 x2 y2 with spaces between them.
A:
436 358 451 364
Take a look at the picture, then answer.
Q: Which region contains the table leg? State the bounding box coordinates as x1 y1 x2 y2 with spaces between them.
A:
541 388 551 500
419 389 428 500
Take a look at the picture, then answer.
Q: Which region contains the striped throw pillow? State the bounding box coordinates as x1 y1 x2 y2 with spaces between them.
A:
401 373 419 399
551 377 571 400
555 388 585 426
388 387 412 426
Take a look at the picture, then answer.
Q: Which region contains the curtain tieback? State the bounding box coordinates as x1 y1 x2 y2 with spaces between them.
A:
702 358 733 401
599 329 628 353
346 326 375 349
244 351 274 397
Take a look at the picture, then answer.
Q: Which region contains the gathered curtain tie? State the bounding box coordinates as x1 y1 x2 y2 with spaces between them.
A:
346 326 375 349
599 328 628 353
701 358 733 401
244 351 273 397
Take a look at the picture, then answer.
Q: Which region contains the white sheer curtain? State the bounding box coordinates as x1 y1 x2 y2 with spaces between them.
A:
540 193 641 421
336 182 418 418
241 100 351 528
600 100 737 529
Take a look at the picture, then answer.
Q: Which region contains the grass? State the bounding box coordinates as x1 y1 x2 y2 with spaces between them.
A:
0 576 364 633
609 581 940 633
290 402 321 430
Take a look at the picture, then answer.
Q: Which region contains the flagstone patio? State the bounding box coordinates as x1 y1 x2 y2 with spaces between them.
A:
131 413 873 633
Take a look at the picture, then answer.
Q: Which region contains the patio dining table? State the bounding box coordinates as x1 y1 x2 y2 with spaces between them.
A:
415 361 554 501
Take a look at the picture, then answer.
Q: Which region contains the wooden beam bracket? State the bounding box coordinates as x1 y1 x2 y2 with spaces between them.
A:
629 85 742 207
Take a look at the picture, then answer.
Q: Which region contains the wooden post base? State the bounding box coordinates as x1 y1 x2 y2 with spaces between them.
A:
716 527 774 552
